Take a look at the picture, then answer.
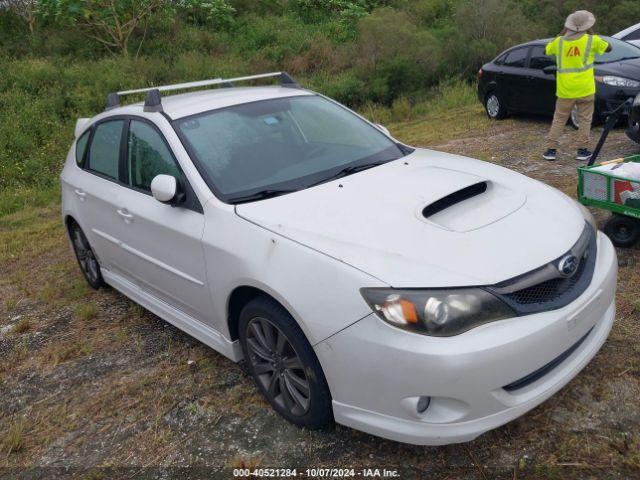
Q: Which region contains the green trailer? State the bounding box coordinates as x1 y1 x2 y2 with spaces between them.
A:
578 154 640 247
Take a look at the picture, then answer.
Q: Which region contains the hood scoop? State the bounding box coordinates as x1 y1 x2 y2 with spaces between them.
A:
422 181 488 218
420 180 526 233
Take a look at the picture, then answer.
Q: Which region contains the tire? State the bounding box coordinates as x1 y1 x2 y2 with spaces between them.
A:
239 296 333 429
485 91 507 119
604 214 640 248
569 105 580 130
69 221 106 289
569 105 601 130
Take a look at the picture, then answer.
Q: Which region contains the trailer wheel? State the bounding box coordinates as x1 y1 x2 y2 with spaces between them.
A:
604 214 640 248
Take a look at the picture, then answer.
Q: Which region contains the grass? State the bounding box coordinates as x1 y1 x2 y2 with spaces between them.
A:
11 317 31 334
1 417 26 455
74 302 97 322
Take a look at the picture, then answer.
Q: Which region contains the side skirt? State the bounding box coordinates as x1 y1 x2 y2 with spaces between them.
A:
102 268 243 362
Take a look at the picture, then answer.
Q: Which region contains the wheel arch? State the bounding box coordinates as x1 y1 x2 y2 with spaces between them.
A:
227 285 301 342
63 214 80 239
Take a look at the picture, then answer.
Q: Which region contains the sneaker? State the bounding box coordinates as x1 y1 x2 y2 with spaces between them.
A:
543 148 557 161
576 148 592 161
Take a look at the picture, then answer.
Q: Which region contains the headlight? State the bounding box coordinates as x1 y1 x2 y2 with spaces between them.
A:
360 288 515 337
634 94 640 106
595 76 640 88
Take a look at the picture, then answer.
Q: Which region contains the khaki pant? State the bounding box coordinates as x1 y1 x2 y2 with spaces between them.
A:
547 95 595 150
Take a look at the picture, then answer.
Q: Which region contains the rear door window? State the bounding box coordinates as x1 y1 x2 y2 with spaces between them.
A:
87 120 124 180
126 120 180 192
503 48 529 68
529 45 555 70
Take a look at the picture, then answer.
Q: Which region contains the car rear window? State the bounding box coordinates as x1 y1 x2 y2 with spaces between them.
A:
88 120 124 180
504 48 529 68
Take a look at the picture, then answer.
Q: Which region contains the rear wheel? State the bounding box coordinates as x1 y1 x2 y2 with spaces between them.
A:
239 296 333 429
604 214 640 248
69 221 105 289
485 91 507 119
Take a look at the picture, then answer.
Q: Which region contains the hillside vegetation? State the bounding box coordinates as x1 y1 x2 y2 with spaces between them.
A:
0 0 638 215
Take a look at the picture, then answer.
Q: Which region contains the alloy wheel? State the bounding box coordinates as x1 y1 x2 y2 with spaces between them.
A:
72 227 100 284
245 316 311 416
571 105 580 129
486 94 500 118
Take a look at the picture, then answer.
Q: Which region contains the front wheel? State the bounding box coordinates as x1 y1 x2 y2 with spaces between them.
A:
604 214 640 248
570 105 601 130
485 91 507 119
239 297 333 429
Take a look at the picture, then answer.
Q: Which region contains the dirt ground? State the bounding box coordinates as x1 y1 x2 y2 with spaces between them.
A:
1 106 639 480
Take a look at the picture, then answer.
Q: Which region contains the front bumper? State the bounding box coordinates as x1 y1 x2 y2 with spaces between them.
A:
315 232 617 445
595 84 639 116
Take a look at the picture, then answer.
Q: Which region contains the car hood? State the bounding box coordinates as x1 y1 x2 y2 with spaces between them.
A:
596 58 640 79
236 149 585 287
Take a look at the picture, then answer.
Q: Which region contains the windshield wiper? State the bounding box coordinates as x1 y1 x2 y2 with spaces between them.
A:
308 160 390 187
229 188 297 204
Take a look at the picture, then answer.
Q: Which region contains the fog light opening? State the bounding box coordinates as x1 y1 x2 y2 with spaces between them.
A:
417 396 431 414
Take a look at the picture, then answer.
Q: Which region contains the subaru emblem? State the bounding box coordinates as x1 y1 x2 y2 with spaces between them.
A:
558 255 579 277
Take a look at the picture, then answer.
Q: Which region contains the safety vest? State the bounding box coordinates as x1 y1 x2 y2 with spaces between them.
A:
556 35 594 74
547 33 606 98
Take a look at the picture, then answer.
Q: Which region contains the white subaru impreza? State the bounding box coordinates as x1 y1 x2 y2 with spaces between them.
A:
61 72 617 445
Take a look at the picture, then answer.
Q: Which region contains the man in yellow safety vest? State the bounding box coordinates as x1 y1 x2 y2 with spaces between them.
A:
542 10 612 162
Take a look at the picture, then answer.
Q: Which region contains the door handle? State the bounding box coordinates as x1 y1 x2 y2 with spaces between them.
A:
74 189 86 201
117 208 134 223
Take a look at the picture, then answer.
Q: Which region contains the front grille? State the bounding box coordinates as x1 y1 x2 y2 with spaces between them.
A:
505 253 588 305
489 223 597 315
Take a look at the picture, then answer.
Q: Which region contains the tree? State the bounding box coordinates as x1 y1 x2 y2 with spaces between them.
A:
39 0 163 56
174 0 235 27
3 0 38 36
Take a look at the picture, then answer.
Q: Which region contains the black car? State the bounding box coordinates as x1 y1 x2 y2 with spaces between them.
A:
478 36 640 129
627 93 640 144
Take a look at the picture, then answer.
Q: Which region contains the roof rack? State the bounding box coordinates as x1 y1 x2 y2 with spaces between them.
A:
104 71 301 112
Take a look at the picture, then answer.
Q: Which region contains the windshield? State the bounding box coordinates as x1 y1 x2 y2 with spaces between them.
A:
596 36 640 63
175 95 405 202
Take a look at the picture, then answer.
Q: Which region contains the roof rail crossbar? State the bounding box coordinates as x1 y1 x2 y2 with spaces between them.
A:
106 71 300 112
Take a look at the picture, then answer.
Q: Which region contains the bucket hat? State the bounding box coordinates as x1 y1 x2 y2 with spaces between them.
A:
565 10 596 32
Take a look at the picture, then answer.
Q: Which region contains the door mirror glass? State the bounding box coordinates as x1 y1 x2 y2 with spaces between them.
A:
151 174 178 203
375 123 391 136
543 65 557 75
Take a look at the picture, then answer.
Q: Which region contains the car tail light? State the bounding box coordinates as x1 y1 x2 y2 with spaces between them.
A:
477 68 483 80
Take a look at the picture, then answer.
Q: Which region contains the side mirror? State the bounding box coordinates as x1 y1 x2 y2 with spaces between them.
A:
375 123 391 136
151 174 179 204
543 65 557 75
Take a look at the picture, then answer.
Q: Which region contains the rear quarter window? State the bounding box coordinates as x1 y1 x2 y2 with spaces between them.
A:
75 130 90 167
624 29 640 41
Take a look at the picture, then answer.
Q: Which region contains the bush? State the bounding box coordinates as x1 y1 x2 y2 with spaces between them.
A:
354 8 441 103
